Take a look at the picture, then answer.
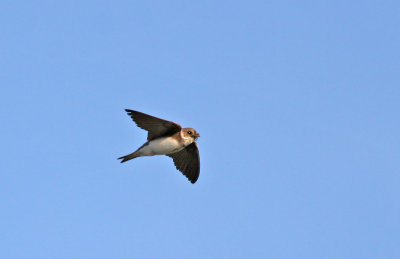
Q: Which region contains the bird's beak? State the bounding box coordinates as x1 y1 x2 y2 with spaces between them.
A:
195 133 200 138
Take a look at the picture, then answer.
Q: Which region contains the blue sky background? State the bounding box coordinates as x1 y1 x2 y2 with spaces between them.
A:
1 1 399 258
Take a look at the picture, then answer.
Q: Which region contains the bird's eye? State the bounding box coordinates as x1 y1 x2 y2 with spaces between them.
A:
188 131 192 135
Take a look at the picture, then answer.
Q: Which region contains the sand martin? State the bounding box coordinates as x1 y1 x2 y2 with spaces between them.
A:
118 109 200 183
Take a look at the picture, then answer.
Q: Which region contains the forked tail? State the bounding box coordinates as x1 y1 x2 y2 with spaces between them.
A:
118 152 139 163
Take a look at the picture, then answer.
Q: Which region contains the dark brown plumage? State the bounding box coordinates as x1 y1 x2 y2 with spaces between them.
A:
119 109 201 183
125 109 182 140
167 142 200 183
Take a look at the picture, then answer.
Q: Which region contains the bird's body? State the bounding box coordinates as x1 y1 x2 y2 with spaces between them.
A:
127 132 187 157
141 135 183 156
118 110 201 183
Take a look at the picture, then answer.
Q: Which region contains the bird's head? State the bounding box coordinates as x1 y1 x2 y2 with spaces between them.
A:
182 128 200 141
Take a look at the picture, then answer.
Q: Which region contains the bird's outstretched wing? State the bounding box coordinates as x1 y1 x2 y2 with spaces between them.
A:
167 142 200 184
125 109 182 140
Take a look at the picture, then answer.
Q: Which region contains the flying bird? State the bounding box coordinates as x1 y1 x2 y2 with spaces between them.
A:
118 109 200 183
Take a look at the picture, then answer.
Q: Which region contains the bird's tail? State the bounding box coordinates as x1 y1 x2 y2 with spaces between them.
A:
118 151 139 163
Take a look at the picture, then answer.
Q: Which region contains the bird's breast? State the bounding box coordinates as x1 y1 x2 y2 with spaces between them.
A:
147 136 184 155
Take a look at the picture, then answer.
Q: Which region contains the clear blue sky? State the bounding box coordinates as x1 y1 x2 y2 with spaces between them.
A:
1 1 399 258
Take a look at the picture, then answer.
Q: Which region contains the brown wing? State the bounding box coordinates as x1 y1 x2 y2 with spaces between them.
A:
125 109 182 140
167 142 200 184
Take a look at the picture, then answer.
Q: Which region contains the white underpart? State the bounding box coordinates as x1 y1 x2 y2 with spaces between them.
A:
138 136 189 156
